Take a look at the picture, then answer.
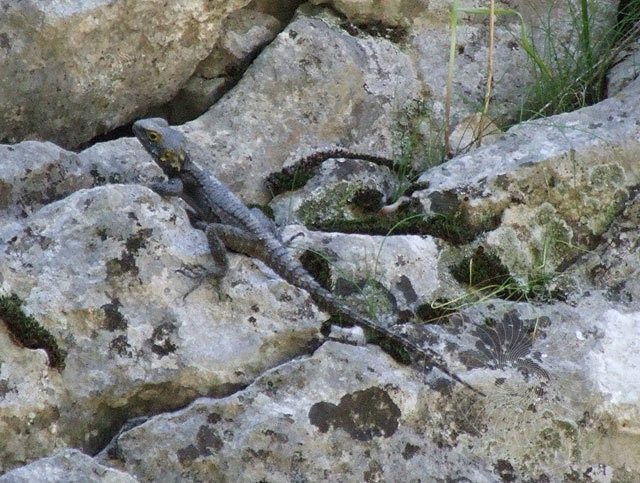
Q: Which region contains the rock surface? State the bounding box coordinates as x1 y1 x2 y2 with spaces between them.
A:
415 74 640 279
0 0 251 148
607 37 640 95
2 1 640 481
154 6 283 124
182 6 422 205
0 185 322 471
94 299 640 482
0 449 137 483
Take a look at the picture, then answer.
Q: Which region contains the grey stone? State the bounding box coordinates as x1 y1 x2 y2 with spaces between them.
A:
0 137 159 225
269 158 397 227
313 0 619 127
280 225 447 317
97 342 498 482
2 0 640 480
563 191 640 309
0 0 252 148
181 6 422 205
0 184 322 471
607 38 640 96
97 295 640 481
311 0 428 27
415 76 640 277
0 449 137 483
156 7 282 124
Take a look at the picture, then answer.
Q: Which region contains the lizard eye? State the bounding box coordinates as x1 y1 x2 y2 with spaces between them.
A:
147 130 161 142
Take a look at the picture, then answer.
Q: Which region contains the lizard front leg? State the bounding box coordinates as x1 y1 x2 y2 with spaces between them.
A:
180 223 266 300
148 177 184 197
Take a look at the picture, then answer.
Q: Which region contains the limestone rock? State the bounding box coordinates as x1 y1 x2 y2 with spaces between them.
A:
181 6 422 204
0 142 90 223
563 191 640 309
97 295 640 482
448 112 501 157
415 76 640 278
312 0 619 126
311 0 428 27
0 449 137 483
156 7 282 124
0 0 251 148
280 225 447 318
97 342 497 482
269 158 397 227
0 184 322 471
1 1 639 480
607 38 640 96
0 137 160 225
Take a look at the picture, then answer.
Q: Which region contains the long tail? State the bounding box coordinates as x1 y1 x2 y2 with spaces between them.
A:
265 239 485 397
266 148 396 196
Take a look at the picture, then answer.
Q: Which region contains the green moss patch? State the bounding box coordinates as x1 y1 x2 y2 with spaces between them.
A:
0 294 66 370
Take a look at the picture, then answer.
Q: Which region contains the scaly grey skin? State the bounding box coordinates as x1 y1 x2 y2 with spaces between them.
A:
132 117 484 396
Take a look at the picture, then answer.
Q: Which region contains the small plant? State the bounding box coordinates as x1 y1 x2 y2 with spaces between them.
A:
445 0 551 152
445 0 640 143
516 0 640 118
392 99 448 200
446 246 557 312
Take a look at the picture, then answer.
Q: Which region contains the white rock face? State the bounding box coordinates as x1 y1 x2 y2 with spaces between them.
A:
94 301 640 481
313 0 619 126
586 309 640 428
96 342 498 482
416 76 640 277
0 185 322 471
281 226 446 315
155 7 283 124
183 7 422 204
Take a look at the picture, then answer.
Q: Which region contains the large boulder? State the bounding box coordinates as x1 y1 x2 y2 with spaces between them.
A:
0 0 251 148
0 184 322 471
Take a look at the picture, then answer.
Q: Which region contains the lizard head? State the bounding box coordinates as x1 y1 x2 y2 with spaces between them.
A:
133 118 188 174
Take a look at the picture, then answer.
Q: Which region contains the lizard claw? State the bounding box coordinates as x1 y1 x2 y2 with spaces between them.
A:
175 264 208 279
176 264 227 301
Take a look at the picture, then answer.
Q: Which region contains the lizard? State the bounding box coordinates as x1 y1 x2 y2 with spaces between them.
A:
132 117 484 397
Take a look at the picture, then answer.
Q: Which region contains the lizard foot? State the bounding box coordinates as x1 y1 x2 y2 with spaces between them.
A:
176 265 227 301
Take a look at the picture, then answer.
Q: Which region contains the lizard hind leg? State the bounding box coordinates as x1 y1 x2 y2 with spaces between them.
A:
249 207 303 247
250 207 281 241
181 223 271 300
